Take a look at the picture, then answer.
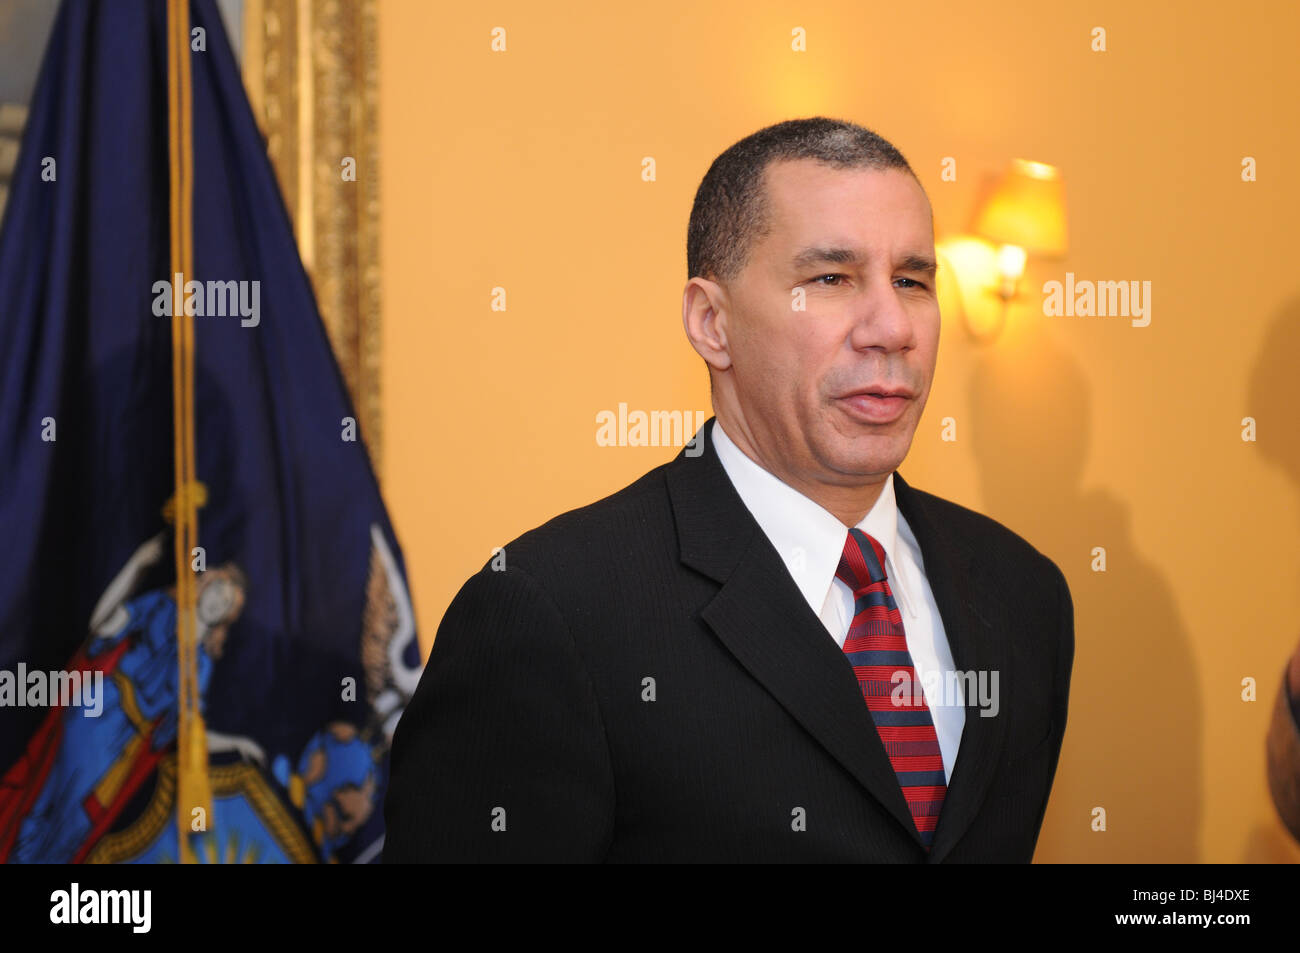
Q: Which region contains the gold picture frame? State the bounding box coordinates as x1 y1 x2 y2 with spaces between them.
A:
241 0 383 479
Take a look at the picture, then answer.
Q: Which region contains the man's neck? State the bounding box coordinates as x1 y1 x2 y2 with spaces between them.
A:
714 414 888 529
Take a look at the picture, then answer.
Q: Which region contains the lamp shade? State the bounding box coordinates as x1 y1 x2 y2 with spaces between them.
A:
974 158 1068 257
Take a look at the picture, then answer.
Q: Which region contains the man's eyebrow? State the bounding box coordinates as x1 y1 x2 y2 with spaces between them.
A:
790 246 938 277
898 253 938 278
790 246 861 270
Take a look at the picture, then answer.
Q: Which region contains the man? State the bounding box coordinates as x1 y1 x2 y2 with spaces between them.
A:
384 117 1075 862
1267 643 1300 841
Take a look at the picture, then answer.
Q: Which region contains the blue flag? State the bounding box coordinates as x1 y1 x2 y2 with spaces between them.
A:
0 0 421 863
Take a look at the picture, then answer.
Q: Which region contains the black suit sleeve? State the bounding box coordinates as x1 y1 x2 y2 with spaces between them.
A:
383 563 616 862
1031 564 1075 847
1052 564 1075 761
1267 668 1300 841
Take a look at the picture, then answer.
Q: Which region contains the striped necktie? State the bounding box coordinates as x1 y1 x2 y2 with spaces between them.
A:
836 527 947 850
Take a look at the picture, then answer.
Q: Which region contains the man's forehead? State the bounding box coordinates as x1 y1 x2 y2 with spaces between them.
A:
758 160 934 256
764 159 928 219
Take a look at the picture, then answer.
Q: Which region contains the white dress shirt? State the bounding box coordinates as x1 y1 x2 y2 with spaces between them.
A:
711 420 965 783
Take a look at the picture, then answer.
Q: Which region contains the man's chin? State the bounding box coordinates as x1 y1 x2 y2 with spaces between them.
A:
818 447 908 482
822 421 911 456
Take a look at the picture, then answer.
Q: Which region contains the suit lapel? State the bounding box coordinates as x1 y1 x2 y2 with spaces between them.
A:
667 418 921 844
698 529 923 841
667 418 1010 861
892 471 1009 863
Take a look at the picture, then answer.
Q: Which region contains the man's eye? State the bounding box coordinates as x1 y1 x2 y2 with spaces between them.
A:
813 274 845 286
895 277 927 289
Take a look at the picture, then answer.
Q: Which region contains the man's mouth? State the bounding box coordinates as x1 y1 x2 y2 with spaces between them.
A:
835 388 912 424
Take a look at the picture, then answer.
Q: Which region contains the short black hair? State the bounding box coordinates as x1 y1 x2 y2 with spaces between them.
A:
686 117 920 283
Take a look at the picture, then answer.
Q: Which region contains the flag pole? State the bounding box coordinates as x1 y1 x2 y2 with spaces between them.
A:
167 0 211 863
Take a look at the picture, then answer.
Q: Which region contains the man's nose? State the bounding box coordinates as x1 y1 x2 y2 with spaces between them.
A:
847 278 915 351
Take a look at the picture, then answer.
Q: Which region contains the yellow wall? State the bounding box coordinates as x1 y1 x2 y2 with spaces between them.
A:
378 0 1300 863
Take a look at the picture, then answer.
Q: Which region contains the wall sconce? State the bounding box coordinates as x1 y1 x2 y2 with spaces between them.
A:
936 158 1068 342
974 158 1068 300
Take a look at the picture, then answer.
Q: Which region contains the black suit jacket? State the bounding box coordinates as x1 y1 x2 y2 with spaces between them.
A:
384 417 1074 862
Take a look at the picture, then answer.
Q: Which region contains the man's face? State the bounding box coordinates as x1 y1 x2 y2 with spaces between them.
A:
715 159 940 490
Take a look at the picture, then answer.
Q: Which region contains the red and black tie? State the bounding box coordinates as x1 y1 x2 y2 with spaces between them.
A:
836 528 946 849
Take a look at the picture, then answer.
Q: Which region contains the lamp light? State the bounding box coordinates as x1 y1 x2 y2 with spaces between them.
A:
973 158 1068 300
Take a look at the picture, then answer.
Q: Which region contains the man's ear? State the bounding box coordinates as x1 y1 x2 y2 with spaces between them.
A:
682 276 733 372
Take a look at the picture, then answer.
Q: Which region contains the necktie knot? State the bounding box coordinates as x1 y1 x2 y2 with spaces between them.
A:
836 527 888 594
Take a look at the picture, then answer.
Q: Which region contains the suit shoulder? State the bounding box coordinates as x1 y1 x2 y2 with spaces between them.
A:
488 458 677 577
906 483 1068 591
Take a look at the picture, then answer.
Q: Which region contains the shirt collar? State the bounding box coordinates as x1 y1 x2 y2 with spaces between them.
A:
711 419 913 617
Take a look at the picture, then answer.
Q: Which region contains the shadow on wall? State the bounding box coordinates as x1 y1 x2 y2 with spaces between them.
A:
1243 294 1300 862
967 325 1202 862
